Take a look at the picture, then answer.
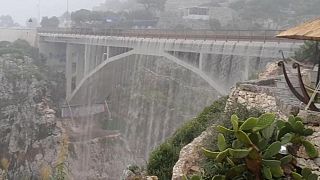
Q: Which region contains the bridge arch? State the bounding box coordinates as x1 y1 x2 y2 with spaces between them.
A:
67 49 227 102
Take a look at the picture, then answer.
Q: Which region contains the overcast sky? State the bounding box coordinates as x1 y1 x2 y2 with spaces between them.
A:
0 0 105 24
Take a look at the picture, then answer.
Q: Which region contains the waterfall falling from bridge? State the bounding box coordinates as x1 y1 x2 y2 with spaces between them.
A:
39 32 300 179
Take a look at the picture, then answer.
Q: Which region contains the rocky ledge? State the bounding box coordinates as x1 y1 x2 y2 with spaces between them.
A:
172 127 217 180
172 77 320 178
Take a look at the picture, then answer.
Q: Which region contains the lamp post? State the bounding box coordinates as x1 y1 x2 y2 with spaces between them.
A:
65 0 71 28
38 0 41 26
315 42 320 100
67 0 69 13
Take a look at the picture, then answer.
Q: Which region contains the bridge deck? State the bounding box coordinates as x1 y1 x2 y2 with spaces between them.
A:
38 28 299 43
38 28 303 104
39 32 302 59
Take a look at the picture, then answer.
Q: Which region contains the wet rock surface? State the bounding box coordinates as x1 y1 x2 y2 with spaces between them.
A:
0 56 62 179
226 78 320 174
173 75 320 178
172 127 217 180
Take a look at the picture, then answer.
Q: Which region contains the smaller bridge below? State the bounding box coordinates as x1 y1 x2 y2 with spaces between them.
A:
61 103 107 118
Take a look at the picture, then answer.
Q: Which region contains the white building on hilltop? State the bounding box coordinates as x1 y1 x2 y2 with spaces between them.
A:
182 7 210 21
158 0 236 29
92 0 142 12
165 0 212 12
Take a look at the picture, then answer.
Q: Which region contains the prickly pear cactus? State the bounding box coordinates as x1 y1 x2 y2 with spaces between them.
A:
277 116 318 158
202 113 318 180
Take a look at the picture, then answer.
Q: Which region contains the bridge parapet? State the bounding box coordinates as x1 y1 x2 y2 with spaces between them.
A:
38 28 298 43
39 33 301 59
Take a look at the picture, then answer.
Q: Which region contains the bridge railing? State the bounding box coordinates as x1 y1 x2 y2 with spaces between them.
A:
38 28 298 42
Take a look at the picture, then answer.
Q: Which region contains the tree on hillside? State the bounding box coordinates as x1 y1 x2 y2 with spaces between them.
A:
0 15 16 27
60 11 71 22
91 11 118 22
90 11 105 22
229 0 320 28
71 9 120 27
136 0 167 12
209 18 222 30
40 16 60 28
71 9 91 26
294 41 320 64
126 10 155 20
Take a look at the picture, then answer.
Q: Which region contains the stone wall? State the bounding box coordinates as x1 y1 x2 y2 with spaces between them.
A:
226 79 302 118
172 128 217 179
227 85 278 114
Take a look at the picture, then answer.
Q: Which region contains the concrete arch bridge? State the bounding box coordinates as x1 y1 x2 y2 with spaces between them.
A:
38 29 302 109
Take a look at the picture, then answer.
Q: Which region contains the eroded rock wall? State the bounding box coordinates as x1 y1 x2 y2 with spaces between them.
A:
226 80 320 175
0 55 62 179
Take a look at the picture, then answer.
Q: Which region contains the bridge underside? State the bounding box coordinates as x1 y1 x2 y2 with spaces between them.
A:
68 53 224 105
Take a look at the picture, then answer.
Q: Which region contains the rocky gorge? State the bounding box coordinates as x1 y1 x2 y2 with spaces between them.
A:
0 54 64 179
0 35 313 180
0 48 299 179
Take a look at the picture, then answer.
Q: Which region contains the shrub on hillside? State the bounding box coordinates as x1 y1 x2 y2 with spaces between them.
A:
0 39 38 60
294 41 319 64
147 98 262 180
147 97 227 179
0 40 65 114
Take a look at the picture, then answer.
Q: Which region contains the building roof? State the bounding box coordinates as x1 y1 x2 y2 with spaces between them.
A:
165 0 211 11
277 18 320 41
199 2 221 7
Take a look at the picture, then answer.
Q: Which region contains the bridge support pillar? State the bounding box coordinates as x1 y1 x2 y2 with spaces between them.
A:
104 46 110 61
84 45 91 76
38 41 66 72
84 45 107 76
199 53 204 71
66 44 85 100
95 45 105 66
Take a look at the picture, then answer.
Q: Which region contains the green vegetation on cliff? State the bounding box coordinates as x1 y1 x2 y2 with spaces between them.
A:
200 114 318 180
0 39 65 113
147 98 262 179
0 39 38 60
294 41 320 64
0 39 67 179
229 0 319 28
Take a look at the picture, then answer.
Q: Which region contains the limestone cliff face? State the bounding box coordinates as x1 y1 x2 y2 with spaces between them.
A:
0 55 61 179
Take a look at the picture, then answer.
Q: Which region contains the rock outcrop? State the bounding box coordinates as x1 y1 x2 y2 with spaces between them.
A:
173 77 320 178
0 55 62 179
172 127 217 180
226 79 320 175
